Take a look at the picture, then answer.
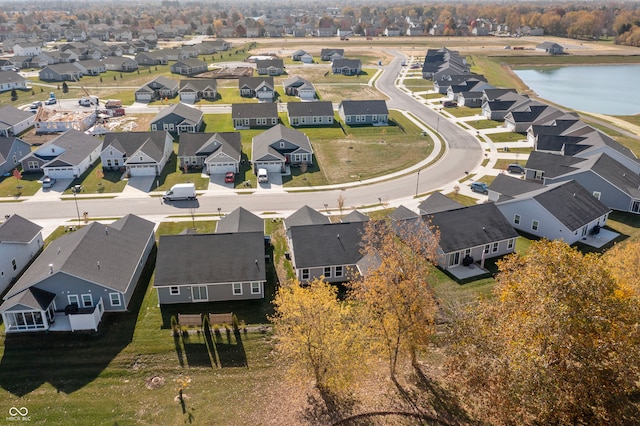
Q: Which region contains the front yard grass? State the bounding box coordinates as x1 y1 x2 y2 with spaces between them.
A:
468 119 503 130
0 173 41 198
487 131 526 143
442 106 482 118
63 163 128 194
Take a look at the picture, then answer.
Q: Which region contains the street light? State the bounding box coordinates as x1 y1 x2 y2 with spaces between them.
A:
415 170 420 197
72 186 81 226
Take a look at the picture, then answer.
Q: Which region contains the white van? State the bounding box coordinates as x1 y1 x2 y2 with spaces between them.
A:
162 183 196 201
257 168 268 183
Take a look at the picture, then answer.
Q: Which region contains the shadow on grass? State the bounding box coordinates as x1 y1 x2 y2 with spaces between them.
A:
181 331 213 368
0 245 157 396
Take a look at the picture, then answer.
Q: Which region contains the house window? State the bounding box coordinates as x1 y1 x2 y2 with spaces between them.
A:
170 286 180 295
484 244 490 254
280 141 285 148
532 220 539 231
12 155 17 164
114 159 119 166
301 269 309 280
593 191 601 200
251 282 261 294
68 295 79 306
335 266 343 277
106 159 112 167
151 124 157 131
507 238 515 249
109 293 122 307
514 214 521 225
346 116 351 123
233 283 242 295
11 258 16 271
28 161 39 170
81 294 93 308
492 242 499 253
271 118 277 124
324 267 332 278
192 285 207 301
448 252 460 266
244 119 250 126
109 150 113 155
534 170 544 180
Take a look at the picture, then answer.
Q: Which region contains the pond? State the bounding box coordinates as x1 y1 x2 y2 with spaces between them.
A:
513 64 640 116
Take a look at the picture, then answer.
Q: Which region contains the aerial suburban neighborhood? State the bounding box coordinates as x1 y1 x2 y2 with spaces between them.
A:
0 0 640 424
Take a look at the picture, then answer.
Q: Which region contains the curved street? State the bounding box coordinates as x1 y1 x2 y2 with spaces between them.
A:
6 51 484 225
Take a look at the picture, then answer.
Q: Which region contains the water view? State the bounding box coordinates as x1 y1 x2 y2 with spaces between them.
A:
513 64 640 116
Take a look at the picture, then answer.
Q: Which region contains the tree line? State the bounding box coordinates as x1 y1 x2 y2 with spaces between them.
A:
271 219 640 424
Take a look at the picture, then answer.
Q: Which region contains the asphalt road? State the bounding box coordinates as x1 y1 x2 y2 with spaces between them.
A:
8 52 483 222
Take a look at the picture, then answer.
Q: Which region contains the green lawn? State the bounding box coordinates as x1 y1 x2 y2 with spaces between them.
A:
443 107 482 118
467 119 503 130
403 78 433 92
487 131 526 143
0 173 41 198
62 163 128 194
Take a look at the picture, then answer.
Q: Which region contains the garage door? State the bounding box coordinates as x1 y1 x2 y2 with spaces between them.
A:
256 162 281 173
45 168 74 179
128 165 156 176
207 162 236 174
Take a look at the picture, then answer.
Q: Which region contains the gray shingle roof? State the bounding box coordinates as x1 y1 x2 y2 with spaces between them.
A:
103 131 170 163
0 214 42 243
533 180 611 231
341 210 370 223
591 153 640 198
238 76 274 90
525 151 583 178
0 287 55 311
0 70 27 85
151 102 203 126
287 101 333 118
252 124 313 162
178 132 241 160
428 203 519 254
339 100 388 115
418 192 464 214
232 103 277 119
389 205 419 221
154 232 266 286
216 207 264 234
488 174 545 201
4 214 154 300
284 205 330 230
36 129 103 168
0 105 34 126
289 221 366 268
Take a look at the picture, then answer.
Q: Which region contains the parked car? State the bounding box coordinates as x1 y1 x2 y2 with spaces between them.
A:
257 168 268 183
224 171 235 183
507 163 525 174
44 98 57 105
410 63 421 69
78 98 91 107
443 100 457 108
41 176 56 189
29 101 42 110
470 182 489 194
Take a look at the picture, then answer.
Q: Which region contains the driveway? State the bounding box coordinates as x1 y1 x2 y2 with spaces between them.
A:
121 176 156 195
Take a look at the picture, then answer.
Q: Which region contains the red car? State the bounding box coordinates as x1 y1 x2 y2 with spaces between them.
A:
224 172 235 183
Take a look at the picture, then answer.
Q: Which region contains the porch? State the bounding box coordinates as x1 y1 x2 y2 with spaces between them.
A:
447 263 490 280
4 298 104 333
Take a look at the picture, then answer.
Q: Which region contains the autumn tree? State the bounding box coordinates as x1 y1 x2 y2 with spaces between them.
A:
349 219 439 380
270 278 368 400
446 240 640 425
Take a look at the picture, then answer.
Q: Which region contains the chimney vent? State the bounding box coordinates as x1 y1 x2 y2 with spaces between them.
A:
49 264 53 274
97 261 101 269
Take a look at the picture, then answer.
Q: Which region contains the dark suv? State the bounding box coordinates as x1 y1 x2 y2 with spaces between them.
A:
507 163 525 174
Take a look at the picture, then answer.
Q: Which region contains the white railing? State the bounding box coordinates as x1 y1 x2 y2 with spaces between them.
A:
69 298 104 332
